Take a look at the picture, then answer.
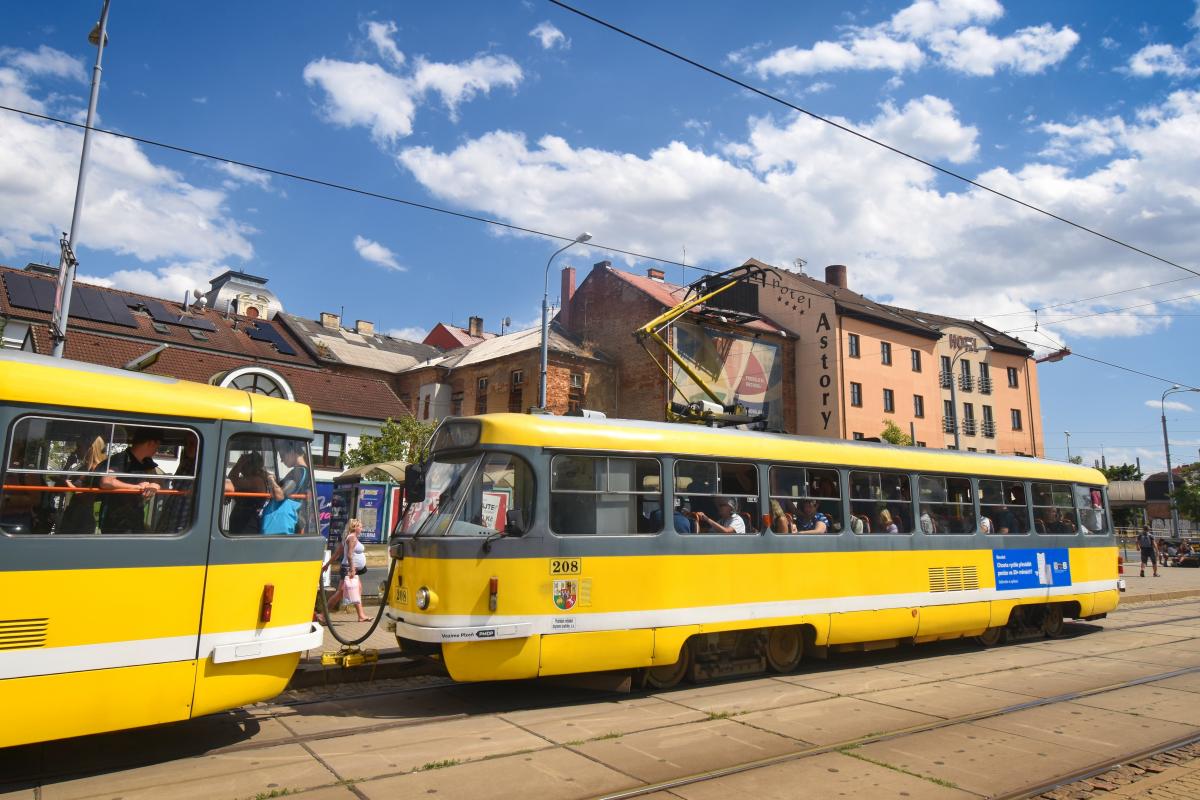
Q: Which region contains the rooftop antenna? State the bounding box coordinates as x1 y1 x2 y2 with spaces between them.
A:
793 258 807 275
681 245 687 286
501 316 512 335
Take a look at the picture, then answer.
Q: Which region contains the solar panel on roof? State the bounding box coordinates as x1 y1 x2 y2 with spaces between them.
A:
99 292 138 327
72 285 110 324
5 274 45 312
176 315 216 332
245 320 296 356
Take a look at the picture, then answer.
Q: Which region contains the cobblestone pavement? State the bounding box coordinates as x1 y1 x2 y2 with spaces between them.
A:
1037 743 1200 800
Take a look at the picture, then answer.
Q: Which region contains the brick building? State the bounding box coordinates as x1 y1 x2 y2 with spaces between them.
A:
558 258 1045 455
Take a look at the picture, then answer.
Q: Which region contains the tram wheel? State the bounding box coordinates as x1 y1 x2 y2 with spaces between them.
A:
642 642 691 690
977 626 1007 647
1041 604 1066 638
765 626 804 673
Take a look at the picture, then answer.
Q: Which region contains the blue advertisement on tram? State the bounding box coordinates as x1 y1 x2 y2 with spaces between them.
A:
993 548 1072 590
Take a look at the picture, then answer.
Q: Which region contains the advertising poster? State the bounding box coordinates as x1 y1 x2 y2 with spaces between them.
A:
356 485 385 543
993 548 1072 590
480 490 511 532
672 321 783 428
316 481 335 543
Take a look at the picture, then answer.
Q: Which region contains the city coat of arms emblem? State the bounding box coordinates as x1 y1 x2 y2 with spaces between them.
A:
553 579 578 611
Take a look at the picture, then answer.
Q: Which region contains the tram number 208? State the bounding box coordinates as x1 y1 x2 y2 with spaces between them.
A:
549 558 581 576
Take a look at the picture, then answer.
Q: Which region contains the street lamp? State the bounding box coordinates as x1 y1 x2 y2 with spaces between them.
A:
539 232 592 411
1065 431 1071 462
51 0 112 359
1161 384 1200 539
947 343 992 450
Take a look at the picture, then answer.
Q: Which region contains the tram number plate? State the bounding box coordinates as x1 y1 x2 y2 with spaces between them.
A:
549 558 581 576
396 586 409 605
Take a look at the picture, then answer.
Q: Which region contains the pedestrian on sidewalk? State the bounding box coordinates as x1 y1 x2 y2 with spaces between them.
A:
1138 526 1159 578
323 518 369 622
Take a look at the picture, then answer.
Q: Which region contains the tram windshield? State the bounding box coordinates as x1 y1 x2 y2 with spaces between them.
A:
403 451 535 538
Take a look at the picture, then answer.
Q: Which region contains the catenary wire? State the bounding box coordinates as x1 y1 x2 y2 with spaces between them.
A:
546 0 1200 282
1023 331 1198 390
0 103 707 274
976 274 1199 319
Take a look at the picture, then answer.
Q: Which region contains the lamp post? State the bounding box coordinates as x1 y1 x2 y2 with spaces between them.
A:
947 343 992 450
1065 431 1072 462
1161 385 1200 540
539 232 591 411
51 0 112 359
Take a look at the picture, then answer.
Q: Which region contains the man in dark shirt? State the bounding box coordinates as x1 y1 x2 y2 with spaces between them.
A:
993 505 1019 534
98 429 163 533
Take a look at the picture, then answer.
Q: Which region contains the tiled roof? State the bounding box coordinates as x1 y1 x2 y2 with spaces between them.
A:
281 313 440 373
404 325 611 373
604 266 784 334
423 322 497 349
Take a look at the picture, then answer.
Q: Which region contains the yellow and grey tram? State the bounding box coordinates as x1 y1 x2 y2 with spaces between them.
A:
0 352 324 747
386 414 1119 687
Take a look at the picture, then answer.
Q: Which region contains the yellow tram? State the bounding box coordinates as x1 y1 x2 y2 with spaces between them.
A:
386 414 1120 687
0 352 324 747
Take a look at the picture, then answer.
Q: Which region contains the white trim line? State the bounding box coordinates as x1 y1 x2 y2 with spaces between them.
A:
207 623 323 664
0 635 195 680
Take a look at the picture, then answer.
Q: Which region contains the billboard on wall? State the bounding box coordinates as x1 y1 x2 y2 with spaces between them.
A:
672 322 784 429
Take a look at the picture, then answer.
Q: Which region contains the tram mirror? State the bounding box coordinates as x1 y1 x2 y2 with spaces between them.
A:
505 508 526 536
405 463 426 503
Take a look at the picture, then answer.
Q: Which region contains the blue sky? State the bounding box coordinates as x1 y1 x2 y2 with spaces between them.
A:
2 1 1199 472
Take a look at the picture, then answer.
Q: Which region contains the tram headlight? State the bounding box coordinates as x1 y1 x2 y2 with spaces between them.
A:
415 586 437 610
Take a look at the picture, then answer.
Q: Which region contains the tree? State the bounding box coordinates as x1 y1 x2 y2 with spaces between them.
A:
1173 463 1200 524
1068 455 1083 465
880 419 913 446
1102 463 1143 482
342 416 435 469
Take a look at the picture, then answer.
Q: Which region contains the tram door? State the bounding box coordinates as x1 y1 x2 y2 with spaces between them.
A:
0 414 212 746
191 421 324 717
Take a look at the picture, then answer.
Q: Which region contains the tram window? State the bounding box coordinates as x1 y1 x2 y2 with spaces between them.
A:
675 460 760 534
2 416 199 536
551 455 660 535
451 452 536 536
769 466 842 533
221 435 318 536
979 480 1029 534
848 470 912 534
1075 484 1108 534
1031 482 1076 534
918 475 976 534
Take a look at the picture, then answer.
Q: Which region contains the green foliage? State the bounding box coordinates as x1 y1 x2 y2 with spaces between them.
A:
342 416 435 470
1068 455 1083 465
1103 462 1143 481
880 419 913 446
1173 464 1200 523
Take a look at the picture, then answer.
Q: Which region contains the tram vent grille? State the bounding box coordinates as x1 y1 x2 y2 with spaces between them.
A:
928 566 979 593
0 618 48 650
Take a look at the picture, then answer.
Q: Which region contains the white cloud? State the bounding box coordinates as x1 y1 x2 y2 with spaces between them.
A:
1149 399 1195 412
530 21 569 50
304 22 522 141
215 162 272 191
386 326 428 342
1127 44 1195 77
192 96 207 104
1038 116 1127 159
806 81 834 94
753 34 923 77
0 54 254 266
0 45 85 81
365 20 405 67
395 89 1200 341
78 261 226 303
925 24 1080 76
353 235 404 271
890 0 1003 39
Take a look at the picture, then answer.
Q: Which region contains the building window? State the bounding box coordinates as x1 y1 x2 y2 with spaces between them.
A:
911 349 921 372
941 355 952 374
962 402 976 436
939 355 953 388
475 378 488 415
1011 408 1023 430
982 405 995 437
1007 366 1019 388
914 394 925 418
850 382 863 407
883 388 895 413
880 342 892 366
943 398 955 433
852 432 864 440
422 395 431 420
568 372 585 414
848 333 860 358
979 362 992 394
986 449 996 454
451 391 464 417
312 431 346 470
967 447 977 452
508 370 524 413
916 441 926 448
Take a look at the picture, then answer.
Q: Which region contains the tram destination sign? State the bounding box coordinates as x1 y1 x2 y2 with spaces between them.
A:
992 548 1072 590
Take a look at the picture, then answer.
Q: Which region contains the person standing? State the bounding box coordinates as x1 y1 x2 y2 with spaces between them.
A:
97 429 162 533
1137 526 1159 578
323 519 369 622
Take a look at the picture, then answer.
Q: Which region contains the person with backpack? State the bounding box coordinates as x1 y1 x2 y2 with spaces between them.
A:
1138 527 1159 578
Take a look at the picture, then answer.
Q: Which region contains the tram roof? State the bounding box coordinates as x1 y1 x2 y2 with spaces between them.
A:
0 351 311 430
472 413 1107 485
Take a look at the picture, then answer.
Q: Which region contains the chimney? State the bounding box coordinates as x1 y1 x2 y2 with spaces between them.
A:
560 266 577 332
319 312 341 330
468 315 483 338
355 320 374 336
647 267 665 282
825 264 848 289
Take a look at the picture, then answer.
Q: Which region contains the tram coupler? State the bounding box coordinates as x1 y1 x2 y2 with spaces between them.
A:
321 646 380 668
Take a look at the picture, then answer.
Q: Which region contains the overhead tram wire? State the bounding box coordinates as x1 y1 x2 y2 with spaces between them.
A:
975 274 1199 320
997 289 1200 331
546 0 1200 282
1023 330 1198 391
0 103 703 274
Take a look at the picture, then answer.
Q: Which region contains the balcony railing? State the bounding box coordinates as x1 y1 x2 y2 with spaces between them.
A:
962 419 977 436
978 375 993 394
939 370 953 389
942 417 957 434
982 419 996 438
959 374 974 392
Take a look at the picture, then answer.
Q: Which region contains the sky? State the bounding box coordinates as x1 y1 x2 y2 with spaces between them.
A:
2 0 1199 473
